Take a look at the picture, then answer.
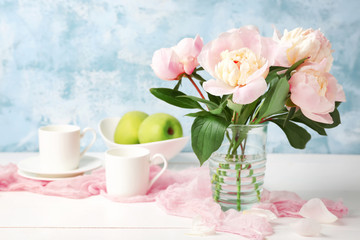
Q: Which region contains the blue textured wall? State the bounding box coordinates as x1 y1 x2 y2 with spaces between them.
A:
0 0 359 154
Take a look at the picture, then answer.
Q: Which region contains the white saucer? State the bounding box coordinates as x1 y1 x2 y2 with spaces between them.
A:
17 155 103 178
17 170 84 181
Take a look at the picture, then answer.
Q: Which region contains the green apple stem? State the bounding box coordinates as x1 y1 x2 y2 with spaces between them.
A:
168 127 174 135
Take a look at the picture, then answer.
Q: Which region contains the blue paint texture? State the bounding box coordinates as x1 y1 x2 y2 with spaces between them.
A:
0 0 359 154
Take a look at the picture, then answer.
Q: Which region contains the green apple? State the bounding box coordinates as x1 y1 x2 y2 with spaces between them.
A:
114 111 149 144
138 113 183 143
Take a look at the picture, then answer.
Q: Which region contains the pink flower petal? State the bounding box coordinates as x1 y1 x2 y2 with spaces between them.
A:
272 26 282 41
301 110 333 124
174 35 203 60
173 35 203 75
263 189 303 202
197 36 229 77
182 58 198 75
203 79 236 96
247 61 269 83
287 59 346 124
299 198 338 223
271 27 292 67
278 28 334 71
320 198 348 218
260 37 280 66
232 77 267 104
335 83 346 102
198 26 263 78
151 48 184 80
220 210 273 239
293 218 321 237
322 72 338 103
289 73 335 113
298 58 328 72
257 189 305 218
226 27 262 56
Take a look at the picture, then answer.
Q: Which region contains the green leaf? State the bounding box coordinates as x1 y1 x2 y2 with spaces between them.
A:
285 57 308 79
292 111 327 136
227 99 243 114
177 95 219 110
207 95 230 115
271 119 311 149
240 99 261 124
185 111 213 118
210 97 229 115
285 98 297 107
191 115 229 165
317 107 341 129
283 107 296 128
269 66 288 72
265 69 280 84
207 93 222 105
258 76 289 119
150 88 203 109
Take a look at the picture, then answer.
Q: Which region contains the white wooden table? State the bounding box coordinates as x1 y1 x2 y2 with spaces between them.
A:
0 152 359 240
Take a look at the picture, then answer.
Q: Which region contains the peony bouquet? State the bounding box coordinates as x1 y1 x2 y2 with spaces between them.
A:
150 26 346 165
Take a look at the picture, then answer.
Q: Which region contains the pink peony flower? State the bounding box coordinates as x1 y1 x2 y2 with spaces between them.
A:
276 28 334 72
198 26 279 104
151 35 203 81
289 59 346 124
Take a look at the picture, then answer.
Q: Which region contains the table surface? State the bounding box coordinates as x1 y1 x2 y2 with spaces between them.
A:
0 152 359 240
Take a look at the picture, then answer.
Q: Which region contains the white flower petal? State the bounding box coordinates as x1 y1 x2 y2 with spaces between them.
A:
187 216 216 236
243 208 278 221
203 79 236 96
299 198 338 223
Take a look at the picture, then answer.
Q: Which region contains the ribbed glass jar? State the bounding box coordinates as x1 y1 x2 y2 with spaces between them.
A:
209 124 268 211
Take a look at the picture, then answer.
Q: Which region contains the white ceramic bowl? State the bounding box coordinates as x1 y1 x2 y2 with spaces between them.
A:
98 117 189 161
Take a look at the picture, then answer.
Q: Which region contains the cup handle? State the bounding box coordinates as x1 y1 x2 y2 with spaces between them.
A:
148 153 168 190
80 127 97 157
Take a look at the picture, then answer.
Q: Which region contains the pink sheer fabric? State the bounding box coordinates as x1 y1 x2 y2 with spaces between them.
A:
0 163 348 240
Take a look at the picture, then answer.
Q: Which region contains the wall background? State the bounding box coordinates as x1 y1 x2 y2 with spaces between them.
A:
0 0 359 154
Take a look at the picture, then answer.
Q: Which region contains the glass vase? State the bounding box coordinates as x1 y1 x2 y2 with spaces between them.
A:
209 124 268 211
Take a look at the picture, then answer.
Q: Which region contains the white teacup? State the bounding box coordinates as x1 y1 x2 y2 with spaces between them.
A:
105 147 168 197
38 125 97 171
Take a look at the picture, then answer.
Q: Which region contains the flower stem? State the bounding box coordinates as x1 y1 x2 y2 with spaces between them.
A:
186 74 205 100
250 100 265 124
259 117 272 124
